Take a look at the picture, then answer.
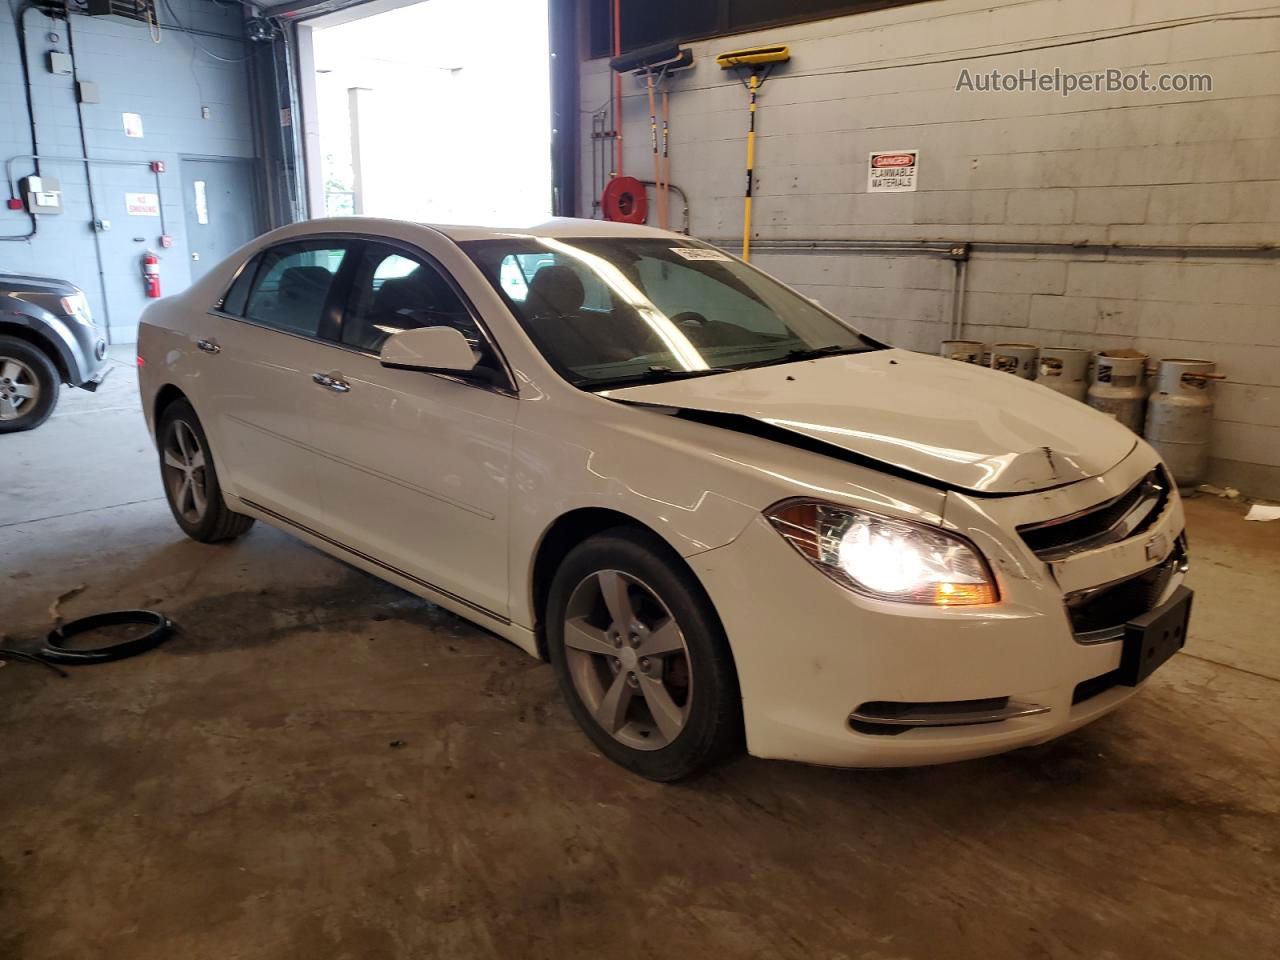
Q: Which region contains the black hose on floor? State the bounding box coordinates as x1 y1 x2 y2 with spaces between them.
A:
0 648 68 678
0 610 172 675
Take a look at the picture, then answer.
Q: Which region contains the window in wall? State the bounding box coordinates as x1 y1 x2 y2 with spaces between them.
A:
620 0 718 53
244 242 349 337
587 0 929 57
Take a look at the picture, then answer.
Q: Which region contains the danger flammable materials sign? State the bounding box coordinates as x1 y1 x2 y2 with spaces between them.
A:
867 150 919 192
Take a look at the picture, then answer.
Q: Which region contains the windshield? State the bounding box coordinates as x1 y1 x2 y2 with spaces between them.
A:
462 237 880 389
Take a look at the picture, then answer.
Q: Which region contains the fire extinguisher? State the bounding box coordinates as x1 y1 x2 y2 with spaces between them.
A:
142 251 161 299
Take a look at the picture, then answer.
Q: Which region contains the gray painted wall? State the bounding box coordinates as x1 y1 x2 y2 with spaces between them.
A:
578 0 1280 497
1 0 255 343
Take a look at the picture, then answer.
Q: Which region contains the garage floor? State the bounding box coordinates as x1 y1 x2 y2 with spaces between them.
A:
2 354 1278 960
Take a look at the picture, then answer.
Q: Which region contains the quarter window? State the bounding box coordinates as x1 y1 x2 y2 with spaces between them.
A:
220 254 259 316
243 242 349 337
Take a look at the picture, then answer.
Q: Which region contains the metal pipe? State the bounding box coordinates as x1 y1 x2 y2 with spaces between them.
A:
710 238 960 256
612 0 623 176
279 26 308 223
5 154 161 192
709 236 1278 260
65 13 113 339
949 257 969 339
637 179 690 234
153 169 167 237
2 3 40 241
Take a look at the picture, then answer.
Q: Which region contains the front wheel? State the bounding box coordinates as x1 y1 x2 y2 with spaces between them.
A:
157 399 254 543
547 528 742 781
0 336 59 433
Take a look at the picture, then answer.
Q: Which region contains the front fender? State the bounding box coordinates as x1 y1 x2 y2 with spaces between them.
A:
0 297 94 384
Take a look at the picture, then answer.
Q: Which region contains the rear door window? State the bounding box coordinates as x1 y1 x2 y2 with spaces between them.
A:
243 241 349 337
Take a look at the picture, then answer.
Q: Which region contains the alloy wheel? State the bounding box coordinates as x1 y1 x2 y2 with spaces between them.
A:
162 419 209 525
562 570 693 750
0 358 40 421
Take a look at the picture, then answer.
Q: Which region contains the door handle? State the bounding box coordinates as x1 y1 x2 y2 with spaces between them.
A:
196 338 221 354
312 372 351 393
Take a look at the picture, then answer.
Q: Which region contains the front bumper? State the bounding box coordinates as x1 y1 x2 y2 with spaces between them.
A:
74 335 109 388
688 451 1186 768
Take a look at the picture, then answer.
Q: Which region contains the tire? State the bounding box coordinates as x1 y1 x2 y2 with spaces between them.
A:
0 335 60 433
547 527 742 781
157 399 255 543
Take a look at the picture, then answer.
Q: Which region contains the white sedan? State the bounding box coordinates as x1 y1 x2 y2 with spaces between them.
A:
137 217 1191 780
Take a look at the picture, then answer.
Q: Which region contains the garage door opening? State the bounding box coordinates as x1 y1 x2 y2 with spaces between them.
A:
304 0 552 226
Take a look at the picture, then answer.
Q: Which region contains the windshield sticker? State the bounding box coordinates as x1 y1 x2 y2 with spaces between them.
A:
670 247 732 262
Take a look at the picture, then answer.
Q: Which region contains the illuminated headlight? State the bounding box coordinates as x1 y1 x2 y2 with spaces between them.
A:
59 291 93 326
765 500 999 605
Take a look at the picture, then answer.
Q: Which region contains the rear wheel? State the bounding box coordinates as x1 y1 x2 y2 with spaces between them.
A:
0 336 59 433
547 528 742 781
158 399 254 542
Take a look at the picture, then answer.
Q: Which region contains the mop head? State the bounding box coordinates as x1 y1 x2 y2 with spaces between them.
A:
716 44 790 69
611 42 691 74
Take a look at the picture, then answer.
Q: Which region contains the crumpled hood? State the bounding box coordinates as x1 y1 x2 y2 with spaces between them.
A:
602 349 1137 494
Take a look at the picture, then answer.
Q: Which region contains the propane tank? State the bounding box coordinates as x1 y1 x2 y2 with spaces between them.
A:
990 342 1038 379
1145 358 1219 487
142 251 161 299
1087 349 1148 432
1036 346 1090 401
940 339 984 364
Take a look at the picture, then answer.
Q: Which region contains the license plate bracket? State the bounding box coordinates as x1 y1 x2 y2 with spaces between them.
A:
1119 585 1192 686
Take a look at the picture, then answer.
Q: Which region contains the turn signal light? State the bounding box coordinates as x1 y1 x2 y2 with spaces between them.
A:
934 582 998 606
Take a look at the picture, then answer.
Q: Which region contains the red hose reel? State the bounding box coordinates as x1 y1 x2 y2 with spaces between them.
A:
601 176 648 224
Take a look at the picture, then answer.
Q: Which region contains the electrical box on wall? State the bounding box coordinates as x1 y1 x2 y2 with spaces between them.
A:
19 175 63 215
84 0 157 27
48 51 73 75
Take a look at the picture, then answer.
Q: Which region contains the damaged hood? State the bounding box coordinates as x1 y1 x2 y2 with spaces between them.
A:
602 349 1137 494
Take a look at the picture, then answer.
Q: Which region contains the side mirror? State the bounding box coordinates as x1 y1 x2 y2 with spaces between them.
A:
380 326 479 375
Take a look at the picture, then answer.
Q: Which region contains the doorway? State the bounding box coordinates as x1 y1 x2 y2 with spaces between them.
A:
181 158 261 283
299 0 552 226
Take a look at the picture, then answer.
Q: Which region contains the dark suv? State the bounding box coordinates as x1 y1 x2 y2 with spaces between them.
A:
0 269 109 432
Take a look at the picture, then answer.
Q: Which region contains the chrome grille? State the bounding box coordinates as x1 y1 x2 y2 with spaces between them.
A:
1064 536 1187 641
1018 467 1169 561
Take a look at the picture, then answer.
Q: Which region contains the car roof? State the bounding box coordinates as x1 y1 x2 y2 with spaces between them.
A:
429 217 680 242
298 216 685 244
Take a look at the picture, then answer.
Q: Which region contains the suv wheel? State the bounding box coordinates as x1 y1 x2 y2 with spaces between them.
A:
158 399 255 542
0 335 59 433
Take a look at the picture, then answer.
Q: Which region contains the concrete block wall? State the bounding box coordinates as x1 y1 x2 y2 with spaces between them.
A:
578 0 1280 497
0 1 255 343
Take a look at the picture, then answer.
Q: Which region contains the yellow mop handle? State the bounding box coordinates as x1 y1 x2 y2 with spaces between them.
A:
742 72 759 261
